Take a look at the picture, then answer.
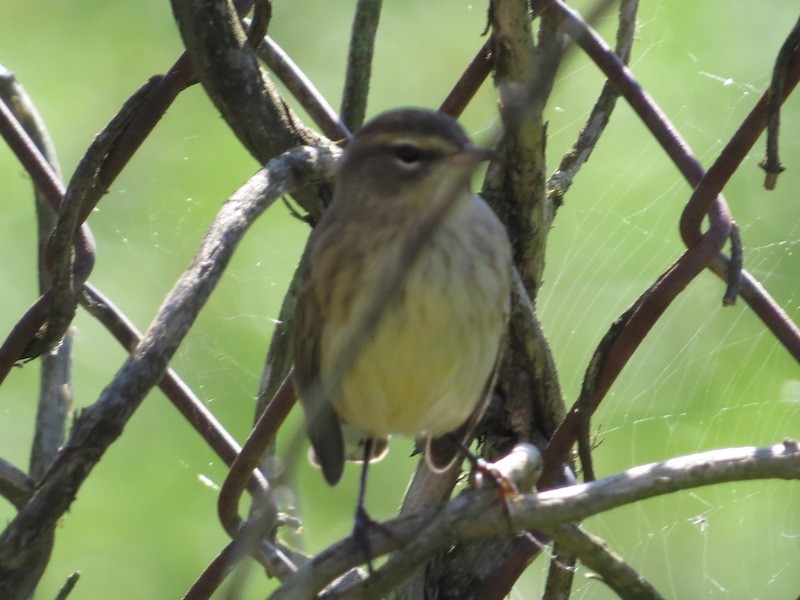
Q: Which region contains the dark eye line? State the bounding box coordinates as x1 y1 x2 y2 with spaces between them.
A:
387 142 445 166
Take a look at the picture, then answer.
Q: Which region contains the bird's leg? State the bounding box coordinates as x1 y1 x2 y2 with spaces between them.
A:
351 438 396 575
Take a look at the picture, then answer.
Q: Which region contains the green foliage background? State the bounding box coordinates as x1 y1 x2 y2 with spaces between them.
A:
0 1 798 598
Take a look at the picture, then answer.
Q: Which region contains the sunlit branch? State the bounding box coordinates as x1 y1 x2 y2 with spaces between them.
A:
271 442 799 599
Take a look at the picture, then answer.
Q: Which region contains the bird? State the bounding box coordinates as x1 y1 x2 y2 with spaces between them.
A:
291 107 512 557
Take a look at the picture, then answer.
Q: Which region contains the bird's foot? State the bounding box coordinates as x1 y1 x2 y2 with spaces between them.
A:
352 505 397 575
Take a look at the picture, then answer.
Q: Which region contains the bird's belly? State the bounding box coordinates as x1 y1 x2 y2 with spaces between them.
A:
323 238 506 439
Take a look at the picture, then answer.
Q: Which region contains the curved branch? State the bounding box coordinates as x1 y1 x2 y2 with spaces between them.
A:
550 0 800 362
256 36 351 141
0 65 75 592
0 145 339 599
170 0 326 159
217 372 294 540
539 0 800 489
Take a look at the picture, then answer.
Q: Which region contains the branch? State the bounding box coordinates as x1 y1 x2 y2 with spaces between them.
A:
439 41 492 118
542 523 663 600
0 145 340 599
0 66 73 482
0 65 75 595
0 91 94 372
271 442 799 599
78 283 263 485
551 0 800 362
171 0 335 222
0 458 32 510
23 77 161 362
759 15 800 189
539 0 800 488
276 445 543 600
340 0 383 130
483 0 552 294
547 0 639 207
170 0 326 157
540 540 576 600
256 36 351 141
217 373 295 541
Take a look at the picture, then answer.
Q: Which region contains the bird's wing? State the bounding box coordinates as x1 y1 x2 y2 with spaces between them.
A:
292 242 346 486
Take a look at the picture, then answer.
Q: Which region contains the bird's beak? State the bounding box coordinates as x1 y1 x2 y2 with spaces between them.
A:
451 143 497 165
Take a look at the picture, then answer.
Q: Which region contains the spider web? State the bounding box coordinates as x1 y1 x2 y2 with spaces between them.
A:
513 5 800 596
0 1 798 598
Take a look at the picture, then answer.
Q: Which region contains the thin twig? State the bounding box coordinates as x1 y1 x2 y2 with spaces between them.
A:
0 294 51 386
184 501 299 600
541 540 576 600
217 373 294 539
0 66 75 591
759 15 800 189
53 571 81 600
340 0 383 130
723 223 743 306
256 37 351 141
183 541 240 600
0 458 32 509
542 523 664 600
0 93 65 211
23 77 160 362
247 0 272 48
547 0 639 207
439 41 493 118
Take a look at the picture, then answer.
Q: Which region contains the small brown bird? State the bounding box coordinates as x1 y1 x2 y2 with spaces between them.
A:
292 108 512 496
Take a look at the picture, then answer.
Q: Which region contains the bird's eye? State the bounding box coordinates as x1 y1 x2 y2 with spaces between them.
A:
392 143 422 165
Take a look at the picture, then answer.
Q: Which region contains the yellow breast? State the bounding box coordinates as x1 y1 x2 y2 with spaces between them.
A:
319 197 511 439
